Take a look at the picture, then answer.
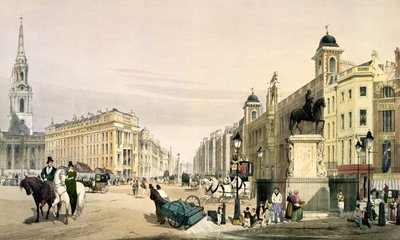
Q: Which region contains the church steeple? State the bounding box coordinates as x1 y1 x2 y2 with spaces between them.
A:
8 17 33 135
16 16 27 64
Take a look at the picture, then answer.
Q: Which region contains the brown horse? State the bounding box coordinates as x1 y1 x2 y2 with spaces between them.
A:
19 177 60 222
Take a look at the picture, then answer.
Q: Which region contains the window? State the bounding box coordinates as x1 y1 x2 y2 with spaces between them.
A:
341 92 345 101
360 110 367 126
20 72 24 81
341 114 345 129
332 122 335 138
349 139 352 164
341 140 344 165
382 110 394 132
19 98 24 112
329 57 336 73
332 96 335 111
332 146 335 162
349 112 352 128
382 141 391 173
251 111 257 120
327 99 330 114
360 87 367 96
348 89 352 99
382 87 394 98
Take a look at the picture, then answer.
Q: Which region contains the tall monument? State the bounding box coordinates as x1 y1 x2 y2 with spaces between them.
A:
286 90 329 216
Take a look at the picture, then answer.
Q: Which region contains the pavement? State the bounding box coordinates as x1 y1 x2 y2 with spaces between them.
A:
177 215 399 240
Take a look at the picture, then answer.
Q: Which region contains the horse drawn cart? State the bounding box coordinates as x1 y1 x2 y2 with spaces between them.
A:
80 173 109 193
160 198 205 229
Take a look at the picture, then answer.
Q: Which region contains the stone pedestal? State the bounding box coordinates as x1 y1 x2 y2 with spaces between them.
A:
286 135 329 217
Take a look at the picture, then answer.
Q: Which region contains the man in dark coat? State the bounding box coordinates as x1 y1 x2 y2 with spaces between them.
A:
149 184 165 224
40 156 57 201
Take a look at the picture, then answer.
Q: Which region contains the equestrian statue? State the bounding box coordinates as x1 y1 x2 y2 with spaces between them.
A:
289 89 325 135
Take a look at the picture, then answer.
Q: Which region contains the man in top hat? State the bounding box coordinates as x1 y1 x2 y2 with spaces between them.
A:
66 161 78 216
41 156 57 201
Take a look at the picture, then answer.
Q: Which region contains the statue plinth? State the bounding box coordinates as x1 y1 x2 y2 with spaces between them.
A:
286 134 329 215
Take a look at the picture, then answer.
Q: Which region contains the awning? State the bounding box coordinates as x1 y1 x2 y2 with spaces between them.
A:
372 173 400 190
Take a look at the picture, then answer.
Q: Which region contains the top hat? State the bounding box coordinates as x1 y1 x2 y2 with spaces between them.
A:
149 184 154 189
47 156 54 164
68 161 74 167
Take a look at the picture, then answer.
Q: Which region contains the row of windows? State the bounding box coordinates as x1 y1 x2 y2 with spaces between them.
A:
340 110 367 130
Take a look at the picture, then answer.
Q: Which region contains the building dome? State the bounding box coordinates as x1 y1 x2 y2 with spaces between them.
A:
246 92 259 103
318 33 339 49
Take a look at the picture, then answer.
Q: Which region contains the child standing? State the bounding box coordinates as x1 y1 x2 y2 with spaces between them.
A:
243 207 252 228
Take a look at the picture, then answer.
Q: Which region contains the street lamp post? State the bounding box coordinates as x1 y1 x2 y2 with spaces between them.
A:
232 132 242 224
355 140 362 201
366 130 374 220
256 147 263 199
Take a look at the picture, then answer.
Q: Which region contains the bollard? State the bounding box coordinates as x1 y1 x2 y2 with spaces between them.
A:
378 202 385 226
397 203 400 225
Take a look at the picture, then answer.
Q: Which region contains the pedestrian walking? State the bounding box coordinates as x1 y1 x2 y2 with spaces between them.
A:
285 190 293 221
243 207 252 228
337 189 345 217
149 184 165 224
272 187 284 224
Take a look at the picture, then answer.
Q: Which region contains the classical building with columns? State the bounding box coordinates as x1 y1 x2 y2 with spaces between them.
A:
45 108 140 178
0 19 46 176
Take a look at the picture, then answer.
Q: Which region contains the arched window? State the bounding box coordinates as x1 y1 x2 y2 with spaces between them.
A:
20 72 24 81
251 111 257 120
19 98 25 112
329 58 336 73
382 87 394 98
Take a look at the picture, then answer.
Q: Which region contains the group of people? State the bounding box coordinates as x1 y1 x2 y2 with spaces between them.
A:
40 156 78 215
242 187 305 228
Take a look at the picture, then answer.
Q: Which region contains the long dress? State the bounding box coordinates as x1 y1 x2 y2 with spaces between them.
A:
66 170 78 215
389 200 396 221
285 195 293 220
291 194 303 221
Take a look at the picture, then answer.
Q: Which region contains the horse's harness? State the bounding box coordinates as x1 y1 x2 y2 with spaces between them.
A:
205 179 219 194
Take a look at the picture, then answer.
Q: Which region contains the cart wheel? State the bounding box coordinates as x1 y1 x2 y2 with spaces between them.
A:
167 201 185 228
185 195 201 207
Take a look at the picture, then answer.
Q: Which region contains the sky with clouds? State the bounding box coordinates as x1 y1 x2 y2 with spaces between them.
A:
0 0 399 169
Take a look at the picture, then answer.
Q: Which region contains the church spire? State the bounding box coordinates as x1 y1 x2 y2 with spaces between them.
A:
16 16 26 63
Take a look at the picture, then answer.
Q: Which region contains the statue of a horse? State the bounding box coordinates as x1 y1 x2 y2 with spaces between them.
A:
289 97 325 135
53 169 86 224
20 177 61 222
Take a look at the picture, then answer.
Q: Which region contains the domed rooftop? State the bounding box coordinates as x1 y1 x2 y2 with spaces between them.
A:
246 91 260 103
318 33 339 49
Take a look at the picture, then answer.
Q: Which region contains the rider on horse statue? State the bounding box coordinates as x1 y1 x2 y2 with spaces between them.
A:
303 89 314 119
